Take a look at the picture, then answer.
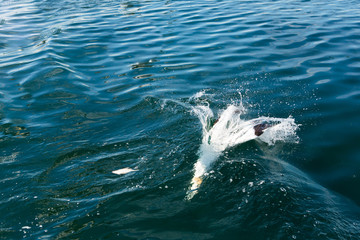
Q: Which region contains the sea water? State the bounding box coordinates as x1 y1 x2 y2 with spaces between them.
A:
1 0 360 239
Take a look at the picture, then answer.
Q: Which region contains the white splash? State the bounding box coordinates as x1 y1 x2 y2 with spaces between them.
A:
186 97 299 200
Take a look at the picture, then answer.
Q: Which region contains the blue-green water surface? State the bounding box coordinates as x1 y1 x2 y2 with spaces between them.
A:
1 0 360 239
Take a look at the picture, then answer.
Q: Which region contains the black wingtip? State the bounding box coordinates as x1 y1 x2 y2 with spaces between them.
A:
254 123 269 136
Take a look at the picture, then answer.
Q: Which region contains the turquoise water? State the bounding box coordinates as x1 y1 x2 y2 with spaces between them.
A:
1 0 360 239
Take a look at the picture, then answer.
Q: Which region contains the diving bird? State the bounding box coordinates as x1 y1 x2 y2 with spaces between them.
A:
186 105 287 200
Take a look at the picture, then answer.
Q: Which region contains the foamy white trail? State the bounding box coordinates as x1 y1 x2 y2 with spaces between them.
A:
186 97 299 200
